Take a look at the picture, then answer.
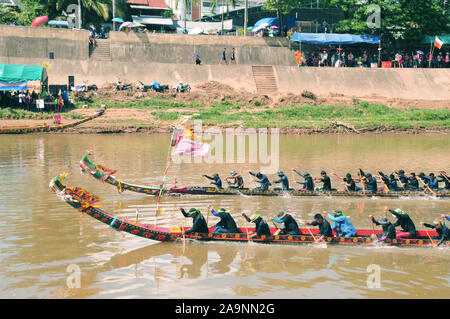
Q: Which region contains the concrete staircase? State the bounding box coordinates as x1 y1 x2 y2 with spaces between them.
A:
252 65 278 94
89 39 111 61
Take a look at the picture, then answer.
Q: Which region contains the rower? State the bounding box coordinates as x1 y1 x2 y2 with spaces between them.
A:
242 213 271 238
203 173 223 190
405 172 419 190
208 206 240 234
334 173 357 191
180 208 209 235
305 213 333 240
378 171 400 191
388 208 416 239
369 214 396 242
225 170 244 190
249 171 271 191
427 173 439 190
271 211 300 236
315 171 332 191
421 218 450 247
273 171 290 191
293 169 314 191
418 172 431 186
326 210 357 238
438 172 450 190
396 170 409 186
364 173 378 194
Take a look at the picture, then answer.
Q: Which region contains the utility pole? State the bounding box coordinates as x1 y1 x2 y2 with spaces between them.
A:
113 0 116 31
221 0 224 35
243 0 248 37
78 0 82 29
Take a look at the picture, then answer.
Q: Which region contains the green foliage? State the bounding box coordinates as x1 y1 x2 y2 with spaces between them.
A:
321 0 450 44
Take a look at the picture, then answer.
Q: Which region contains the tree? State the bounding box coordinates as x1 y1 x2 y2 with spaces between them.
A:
263 0 298 36
321 0 450 44
175 0 198 31
211 0 236 35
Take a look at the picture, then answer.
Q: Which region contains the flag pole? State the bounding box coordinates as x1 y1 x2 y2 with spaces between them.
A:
154 117 191 226
154 136 174 226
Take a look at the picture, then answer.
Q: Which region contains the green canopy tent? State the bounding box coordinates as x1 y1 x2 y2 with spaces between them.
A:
0 63 48 91
422 34 450 45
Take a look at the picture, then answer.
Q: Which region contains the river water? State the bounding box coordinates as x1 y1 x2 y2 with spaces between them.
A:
0 133 449 299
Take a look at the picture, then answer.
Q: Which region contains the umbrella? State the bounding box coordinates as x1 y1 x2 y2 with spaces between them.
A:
48 20 69 28
191 53 199 58
132 22 144 27
270 25 279 29
119 21 133 30
417 50 424 54
31 16 48 27
252 23 269 32
112 17 124 23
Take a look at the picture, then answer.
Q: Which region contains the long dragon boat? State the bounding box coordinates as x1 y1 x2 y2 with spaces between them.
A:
49 175 446 248
79 155 450 199
0 108 105 134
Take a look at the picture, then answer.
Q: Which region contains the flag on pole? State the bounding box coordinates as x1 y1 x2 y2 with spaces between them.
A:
434 36 444 49
174 138 210 157
173 125 209 157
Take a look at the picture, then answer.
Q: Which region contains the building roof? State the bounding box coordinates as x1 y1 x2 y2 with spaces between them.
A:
127 0 169 9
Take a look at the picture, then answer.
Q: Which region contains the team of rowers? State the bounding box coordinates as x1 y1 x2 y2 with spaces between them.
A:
202 169 450 193
179 206 450 247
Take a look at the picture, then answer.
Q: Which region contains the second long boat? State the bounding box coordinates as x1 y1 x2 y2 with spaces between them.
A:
79 155 449 198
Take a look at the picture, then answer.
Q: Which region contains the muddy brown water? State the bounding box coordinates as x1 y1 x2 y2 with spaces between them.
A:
0 133 449 298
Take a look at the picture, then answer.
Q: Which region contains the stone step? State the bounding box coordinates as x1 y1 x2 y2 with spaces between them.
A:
252 65 278 94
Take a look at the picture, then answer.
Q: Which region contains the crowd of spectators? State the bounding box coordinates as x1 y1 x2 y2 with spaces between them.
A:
0 89 69 111
296 48 449 68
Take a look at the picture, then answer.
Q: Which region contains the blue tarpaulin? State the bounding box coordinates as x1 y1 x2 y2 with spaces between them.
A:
290 33 380 45
0 81 28 91
253 17 296 30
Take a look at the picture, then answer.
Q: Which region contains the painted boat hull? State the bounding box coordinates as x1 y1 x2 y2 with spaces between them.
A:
79 155 450 199
49 176 446 248
0 108 105 134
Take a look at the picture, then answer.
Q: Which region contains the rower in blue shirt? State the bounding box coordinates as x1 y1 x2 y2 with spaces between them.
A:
273 171 290 190
427 173 439 190
271 211 299 235
249 171 271 191
208 206 239 234
203 173 223 189
327 210 357 238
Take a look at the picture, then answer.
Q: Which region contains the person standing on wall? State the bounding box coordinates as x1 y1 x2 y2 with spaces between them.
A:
230 48 236 64
295 50 302 67
220 48 227 65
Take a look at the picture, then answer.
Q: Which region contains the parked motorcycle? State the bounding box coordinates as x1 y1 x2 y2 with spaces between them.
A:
137 81 153 92
115 80 132 91
70 81 98 92
172 81 191 93
151 81 169 93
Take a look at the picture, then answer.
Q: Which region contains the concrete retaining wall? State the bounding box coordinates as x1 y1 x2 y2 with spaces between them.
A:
275 67 450 100
1 26 449 101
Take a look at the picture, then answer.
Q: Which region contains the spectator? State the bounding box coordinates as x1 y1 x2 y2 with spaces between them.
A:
348 52 354 67
230 48 236 64
437 52 444 68
446 52 450 68
219 48 227 65
295 50 302 67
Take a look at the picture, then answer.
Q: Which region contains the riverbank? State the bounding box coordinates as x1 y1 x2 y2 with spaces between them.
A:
1 82 449 134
